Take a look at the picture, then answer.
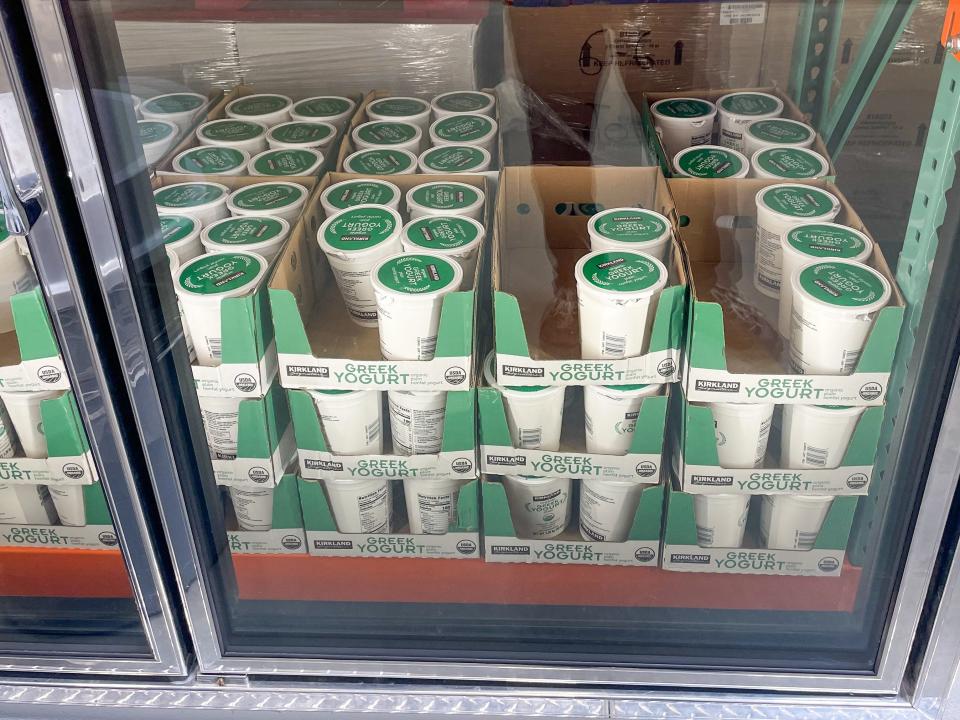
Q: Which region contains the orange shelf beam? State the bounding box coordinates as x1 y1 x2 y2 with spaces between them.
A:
0 547 133 599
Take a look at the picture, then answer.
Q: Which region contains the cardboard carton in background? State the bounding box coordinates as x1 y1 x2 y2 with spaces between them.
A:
0 288 70 392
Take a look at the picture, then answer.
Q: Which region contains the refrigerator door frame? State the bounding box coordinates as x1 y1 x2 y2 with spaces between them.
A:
19 0 960 695
0 5 188 677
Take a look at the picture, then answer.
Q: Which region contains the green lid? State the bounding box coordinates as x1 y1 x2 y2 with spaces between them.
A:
786 224 869 259
579 252 664 293
139 121 175 145
755 148 827 179
314 389 355 395
368 97 429 117
228 94 289 116
270 121 334 145
143 93 204 114
432 114 494 143
420 145 487 172
356 121 418 146
434 91 492 113
376 254 458 294
748 118 814 145
719 92 781 116
159 215 198 244
817 405 853 410
155 183 226 209
178 252 264 295
231 183 304 212
676 147 745 178
207 217 286 246
603 383 651 391
797 261 888 308
591 208 668 243
760 185 837 218
410 183 481 210
199 119 264 142
653 98 713 119
405 217 480 251
251 149 321 176
323 206 399 251
345 149 415 174
175 146 246 173
293 96 353 118
324 180 398 210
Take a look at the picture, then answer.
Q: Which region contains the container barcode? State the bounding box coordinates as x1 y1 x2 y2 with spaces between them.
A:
208 338 222 359
803 443 829 467
696 527 714 545
796 530 819 550
841 350 860 374
602 332 626 357
418 336 437 359
519 427 542 449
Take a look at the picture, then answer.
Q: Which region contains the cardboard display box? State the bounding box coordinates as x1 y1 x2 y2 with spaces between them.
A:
297 475 480 559
226 473 307 555
289 388 477 482
478 386 667 482
0 483 118 551
0 287 71 392
481 475 663 566
660 481 857 576
669 177 905 405
268 172 487 391
493 166 687 386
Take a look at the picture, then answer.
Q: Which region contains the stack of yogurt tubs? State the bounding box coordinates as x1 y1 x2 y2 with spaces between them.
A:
307 174 487 537
137 91 209 167
649 91 832 181
485 207 674 547
342 91 497 176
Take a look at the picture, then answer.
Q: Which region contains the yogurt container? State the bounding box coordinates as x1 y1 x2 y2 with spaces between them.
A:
781 404 866 469
575 250 669 360
0 401 16 459
0 484 55 525
140 92 206 132
343 148 418 176
267 120 337 151
0 389 62 458
0 220 37 333
290 96 356 129
649 97 716 158
760 494 834 550
154 181 230 226
754 183 841 298
159 214 203 263
308 388 382 455
201 215 291 263
717 92 784 152
198 389 243 459
579 477 645 542
230 486 274 531
227 181 308 224
743 118 816 156
167 248 196 359
225 93 293 126
403 476 467 535
174 251 268 366
247 148 324 177
317 204 404 326
406 181 484 221
432 90 496 119
709 402 774 468
789 259 892 375
400 215 485 285
196 119 268 156
353 120 422 155
138 120 178 165
584 384 661 456
387 390 446 455
366 96 432 132
778 223 873 336
371 253 464 360
418 144 492 174
484 351 565 452
587 207 672 264
429 114 498 155
501 474 572 539
750 146 830 180
172 146 249 176
320 178 401 219
323 476 392 533
673 145 749 179
694 493 751 548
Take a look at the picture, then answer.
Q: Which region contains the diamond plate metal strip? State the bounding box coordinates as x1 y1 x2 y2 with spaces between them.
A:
612 699 926 719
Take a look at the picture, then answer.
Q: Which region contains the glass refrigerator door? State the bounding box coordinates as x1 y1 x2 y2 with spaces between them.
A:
0 5 186 676
22 0 960 690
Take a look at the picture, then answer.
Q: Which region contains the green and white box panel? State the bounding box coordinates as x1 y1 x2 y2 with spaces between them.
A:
493 167 687 387
0 483 119 550
297 475 480 559
227 473 307 555
482 476 663 566
478 386 666 482
289 388 477 481
0 288 70 392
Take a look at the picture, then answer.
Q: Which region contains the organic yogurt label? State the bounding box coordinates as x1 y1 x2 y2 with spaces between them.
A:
410 183 480 210
357 122 417 145
179 253 263 295
756 148 826 179
207 217 285 245
748 119 813 145
421 145 487 171
720 92 781 115
405 217 478 250
435 92 490 113
787 224 868 259
653 98 713 118
369 98 428 117
229 95 289 116
677 147 745 178
293 97 352 118
798 262 887 308
271 122 334 145
156 183 225 208
324 207 398 251
346 149 414 174
160 215 198 244
432 115 493 143
326 181 397 210
580 252 663 292
139 121 175 144
176 147 245 173
761 185 837 217
200 120 264 142
252 149 320 176
143 94 204 114
592 209 667 243
232 184 303 211
377 254 457 294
